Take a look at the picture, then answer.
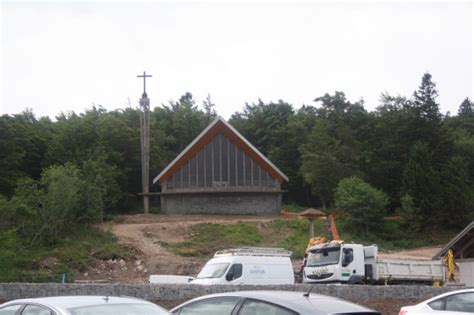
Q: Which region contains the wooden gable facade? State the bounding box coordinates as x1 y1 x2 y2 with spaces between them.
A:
153 117 288 215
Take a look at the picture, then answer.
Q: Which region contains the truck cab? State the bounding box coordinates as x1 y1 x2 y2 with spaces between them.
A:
303 242 370 284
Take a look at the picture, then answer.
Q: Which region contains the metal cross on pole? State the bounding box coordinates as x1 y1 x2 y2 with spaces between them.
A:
137 71 152 214
137 71 152 97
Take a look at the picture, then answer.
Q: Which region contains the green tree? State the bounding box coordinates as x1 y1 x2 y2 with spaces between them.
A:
413 72 441 121
80 149 122 223
10 164 83 245
334 176 389 235
399 194 422 232
439 156 474 227
0 111 51 196
268 105 318 205
458 97 473 117
401 142 442 227
300 120 361 208
314 91 352 117
229 99 294 155
202 94 217 124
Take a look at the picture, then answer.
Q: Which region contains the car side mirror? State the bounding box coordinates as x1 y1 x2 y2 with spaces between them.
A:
226 271 234 281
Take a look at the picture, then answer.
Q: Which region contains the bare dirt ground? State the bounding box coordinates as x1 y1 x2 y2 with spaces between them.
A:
379 246 441 260
72 214 444 315
76 214 277 283
76 213 442 285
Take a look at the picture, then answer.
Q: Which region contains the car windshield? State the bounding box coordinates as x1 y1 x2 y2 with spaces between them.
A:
307 246 341 267
68 303 169 315
196 263 230 279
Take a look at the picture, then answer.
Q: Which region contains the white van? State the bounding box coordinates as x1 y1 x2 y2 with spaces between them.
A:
190 247 295 285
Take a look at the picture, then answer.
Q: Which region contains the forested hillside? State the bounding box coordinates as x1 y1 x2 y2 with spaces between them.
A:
1 72 473 245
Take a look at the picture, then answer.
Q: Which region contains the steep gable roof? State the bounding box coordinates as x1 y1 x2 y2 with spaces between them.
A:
432 221 474 260
153 116 289 184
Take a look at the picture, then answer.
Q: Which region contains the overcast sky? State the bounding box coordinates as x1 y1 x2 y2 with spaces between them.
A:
1 1 472 120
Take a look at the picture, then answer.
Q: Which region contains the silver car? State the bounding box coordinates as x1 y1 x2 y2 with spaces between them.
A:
170 290 380 315
0 295 169 315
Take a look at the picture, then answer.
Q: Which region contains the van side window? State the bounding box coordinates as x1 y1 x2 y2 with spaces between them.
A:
342 248 353 267
226 263 242 281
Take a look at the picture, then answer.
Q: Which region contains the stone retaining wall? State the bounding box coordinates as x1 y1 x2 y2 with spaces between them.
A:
161 193 282 215
0 283 457 302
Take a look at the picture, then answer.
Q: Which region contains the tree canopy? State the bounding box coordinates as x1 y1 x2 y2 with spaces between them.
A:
1 73 473 236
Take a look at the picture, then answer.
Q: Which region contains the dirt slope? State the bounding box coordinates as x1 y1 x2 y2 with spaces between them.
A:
76 214 441 284
76 214 277 283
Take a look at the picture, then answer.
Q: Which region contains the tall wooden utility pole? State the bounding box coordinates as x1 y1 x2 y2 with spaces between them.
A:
137 71 152 214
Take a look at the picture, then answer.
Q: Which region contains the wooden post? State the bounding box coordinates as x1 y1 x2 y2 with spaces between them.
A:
137 71 152 214
139 95 150 213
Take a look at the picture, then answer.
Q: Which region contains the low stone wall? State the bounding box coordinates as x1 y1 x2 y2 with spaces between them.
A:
0 283 456 302
162 192 281 215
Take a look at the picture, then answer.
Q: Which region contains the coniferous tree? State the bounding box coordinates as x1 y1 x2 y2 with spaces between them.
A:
458 97 473 117
413 72 441 121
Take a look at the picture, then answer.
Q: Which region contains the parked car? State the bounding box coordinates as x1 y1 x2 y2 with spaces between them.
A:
190 247 295 285
0 295 169 315
170 290 380 315
399 288 474 314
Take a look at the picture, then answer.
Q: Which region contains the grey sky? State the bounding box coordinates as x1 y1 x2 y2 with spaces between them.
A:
1 1 472 119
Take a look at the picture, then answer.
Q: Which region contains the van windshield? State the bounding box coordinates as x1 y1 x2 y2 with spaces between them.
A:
307 246 340 267
196 263 230 279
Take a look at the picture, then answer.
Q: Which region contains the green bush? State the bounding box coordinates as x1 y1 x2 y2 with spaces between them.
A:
335 176 389 235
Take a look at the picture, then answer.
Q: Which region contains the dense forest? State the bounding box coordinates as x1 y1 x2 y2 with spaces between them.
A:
1 72 473 248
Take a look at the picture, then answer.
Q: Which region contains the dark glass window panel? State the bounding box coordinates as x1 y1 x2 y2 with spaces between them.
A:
229 142 236 187
236 147 244 186
244 155 252 186
175 168 182 188
190 156 197 187
221 136 229 183
182 162 189 188
205 143 212 187
268 172 276 187
197 149 204 187
213 136 221 183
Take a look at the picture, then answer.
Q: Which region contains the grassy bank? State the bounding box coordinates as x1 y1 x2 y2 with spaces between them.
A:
0 225 132 283
164 218 455 260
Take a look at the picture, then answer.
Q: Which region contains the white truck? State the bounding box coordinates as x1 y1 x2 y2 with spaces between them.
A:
303 242 445 285
190 247 295 285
